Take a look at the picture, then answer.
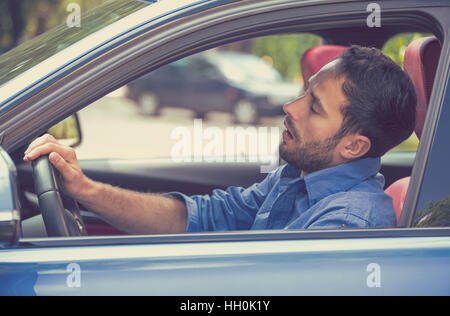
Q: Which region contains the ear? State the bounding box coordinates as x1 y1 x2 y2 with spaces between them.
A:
339 134 371 160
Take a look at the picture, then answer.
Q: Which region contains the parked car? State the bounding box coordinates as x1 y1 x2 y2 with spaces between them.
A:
126 50 300 124
0 0 449 296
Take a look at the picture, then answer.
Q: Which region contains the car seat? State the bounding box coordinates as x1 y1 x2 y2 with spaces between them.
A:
384 36 441 223
300 45 347 90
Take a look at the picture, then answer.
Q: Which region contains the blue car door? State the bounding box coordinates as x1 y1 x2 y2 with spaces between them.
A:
1 231 450 296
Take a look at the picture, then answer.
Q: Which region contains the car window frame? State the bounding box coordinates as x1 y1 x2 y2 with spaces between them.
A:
398 38 450 227
408 51 450 228
17 227 450 248
1 0 450 247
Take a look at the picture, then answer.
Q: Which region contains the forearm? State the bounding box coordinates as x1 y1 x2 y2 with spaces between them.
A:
76 178 188 234
23 134 187 234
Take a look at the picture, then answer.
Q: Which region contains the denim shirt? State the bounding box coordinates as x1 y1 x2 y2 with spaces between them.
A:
169 157 397 232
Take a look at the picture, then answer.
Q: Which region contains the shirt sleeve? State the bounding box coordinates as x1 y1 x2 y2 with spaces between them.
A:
305 209 371 230
166 168 282 232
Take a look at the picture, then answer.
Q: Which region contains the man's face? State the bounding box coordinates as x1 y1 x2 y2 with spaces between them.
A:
279 62 349 174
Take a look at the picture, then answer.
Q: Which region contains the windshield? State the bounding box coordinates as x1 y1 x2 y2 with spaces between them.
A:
0 0 151 88
211 52 284 84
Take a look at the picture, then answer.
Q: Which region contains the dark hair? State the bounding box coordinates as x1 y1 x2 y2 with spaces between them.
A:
335 45 417 158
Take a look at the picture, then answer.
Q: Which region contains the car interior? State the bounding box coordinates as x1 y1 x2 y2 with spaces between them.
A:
14 24 442 238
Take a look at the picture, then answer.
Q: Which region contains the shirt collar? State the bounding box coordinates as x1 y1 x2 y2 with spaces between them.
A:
282 157 382 205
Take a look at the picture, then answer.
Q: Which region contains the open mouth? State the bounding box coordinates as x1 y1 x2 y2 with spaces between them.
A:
283 120 294 141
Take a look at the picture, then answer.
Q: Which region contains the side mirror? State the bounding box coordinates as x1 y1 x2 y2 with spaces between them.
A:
47 113 82 147
0 147 20 249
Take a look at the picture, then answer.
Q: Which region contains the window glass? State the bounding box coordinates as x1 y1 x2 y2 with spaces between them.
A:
414 71 450 227
0 0 150 87
74 34 321 164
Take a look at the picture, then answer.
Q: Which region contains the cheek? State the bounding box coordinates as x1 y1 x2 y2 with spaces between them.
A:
300 116 327 141
311 117 342 140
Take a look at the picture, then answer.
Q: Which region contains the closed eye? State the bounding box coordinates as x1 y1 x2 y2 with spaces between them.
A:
309 90 321 115
310 100 319 114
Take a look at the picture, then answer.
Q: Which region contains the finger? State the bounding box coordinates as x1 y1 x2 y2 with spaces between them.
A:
48 152 78 182
24 142 76 163
25 134 58 155
25 134 57 154
24 142 75 162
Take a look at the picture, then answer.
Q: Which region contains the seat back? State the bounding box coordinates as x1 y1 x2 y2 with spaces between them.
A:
403 37 441 139
384 36 441 223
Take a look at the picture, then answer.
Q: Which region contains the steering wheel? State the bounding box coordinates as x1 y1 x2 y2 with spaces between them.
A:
31 155 87 237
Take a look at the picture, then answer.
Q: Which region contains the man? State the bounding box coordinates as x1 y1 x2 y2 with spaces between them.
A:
23 46 417 234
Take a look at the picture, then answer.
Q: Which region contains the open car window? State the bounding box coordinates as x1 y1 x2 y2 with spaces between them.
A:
37 31 444 237
75 34 320 162
2 0 446 242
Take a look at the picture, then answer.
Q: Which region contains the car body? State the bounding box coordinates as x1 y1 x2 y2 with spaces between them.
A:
0 0 449 296
126 50 299 123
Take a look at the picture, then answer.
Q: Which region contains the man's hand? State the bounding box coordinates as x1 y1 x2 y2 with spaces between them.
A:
23 133 90 200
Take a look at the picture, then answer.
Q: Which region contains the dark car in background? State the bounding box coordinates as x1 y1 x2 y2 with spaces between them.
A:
126 50 300 124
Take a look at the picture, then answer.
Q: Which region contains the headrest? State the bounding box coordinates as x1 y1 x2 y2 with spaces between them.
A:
301 45 347 89
403 37 441 139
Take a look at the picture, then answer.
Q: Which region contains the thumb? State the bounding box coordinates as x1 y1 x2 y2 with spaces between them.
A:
48 152 76 181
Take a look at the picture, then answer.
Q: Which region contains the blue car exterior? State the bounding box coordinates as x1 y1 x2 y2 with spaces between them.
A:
0 0 450 296
1 234 450 295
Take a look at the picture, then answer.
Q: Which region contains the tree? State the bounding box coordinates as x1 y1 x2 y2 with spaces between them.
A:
382 32 430 68
0 0 108 53
7 0 24 47
416 195 450 227
252 33 321 82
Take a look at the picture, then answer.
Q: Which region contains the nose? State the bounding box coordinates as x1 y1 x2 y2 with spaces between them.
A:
283 94 306 120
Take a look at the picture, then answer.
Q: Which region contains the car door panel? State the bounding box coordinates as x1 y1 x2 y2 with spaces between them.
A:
1 234 449 295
